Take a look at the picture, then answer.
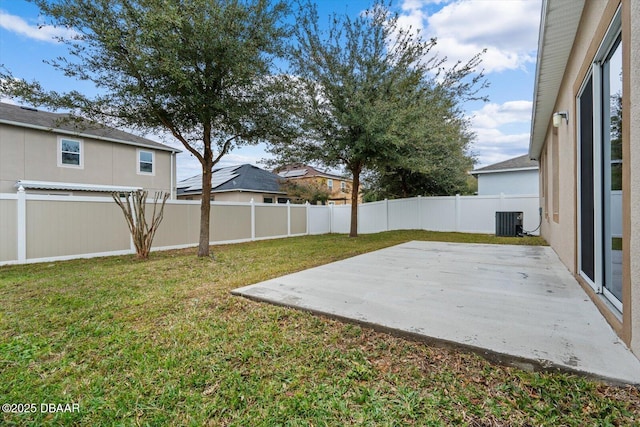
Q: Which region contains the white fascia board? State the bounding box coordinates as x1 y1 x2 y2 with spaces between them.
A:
472 167 539 175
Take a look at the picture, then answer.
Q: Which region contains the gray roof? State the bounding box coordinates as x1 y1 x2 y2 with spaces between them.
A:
177 164 286 195
472 154 539 175
0 102 179 153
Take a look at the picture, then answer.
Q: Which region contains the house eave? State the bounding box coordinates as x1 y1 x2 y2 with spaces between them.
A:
529 0 585 160
472 166 539 176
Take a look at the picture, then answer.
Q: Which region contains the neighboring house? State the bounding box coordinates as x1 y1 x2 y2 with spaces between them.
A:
274 163 358 205
0 103 179 197
471 154 539 195
529 1 639 359
177 164 288 203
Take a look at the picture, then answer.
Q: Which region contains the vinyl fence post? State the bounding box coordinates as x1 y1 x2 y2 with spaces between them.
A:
385 198 389 231
287 200 291 237
417 195 422 230
455 193 461 232
329 203 334 234
250 198 256 241
305 201 310 235
17 186 26 263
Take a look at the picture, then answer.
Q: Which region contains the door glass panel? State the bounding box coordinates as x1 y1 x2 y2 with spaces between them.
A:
603 37 622 305
579 76 595 283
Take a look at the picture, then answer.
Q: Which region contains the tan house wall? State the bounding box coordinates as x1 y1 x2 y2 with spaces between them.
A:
539 0 639 355
293 175 359 205
178 192 285 203
0 124 174 195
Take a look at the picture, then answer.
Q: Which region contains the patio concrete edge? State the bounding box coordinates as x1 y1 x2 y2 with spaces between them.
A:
231 289 637 387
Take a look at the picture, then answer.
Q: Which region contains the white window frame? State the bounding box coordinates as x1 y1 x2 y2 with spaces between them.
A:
327 179 333 191
57 137 84 169
340 181 346 192
137 149 155 176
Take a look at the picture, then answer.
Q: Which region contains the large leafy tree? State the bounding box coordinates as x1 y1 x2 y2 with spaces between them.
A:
363 83 478 200
268 0 486 237
0 0 291 257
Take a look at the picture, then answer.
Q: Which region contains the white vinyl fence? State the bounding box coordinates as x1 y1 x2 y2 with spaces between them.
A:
0 190 539 265
309 194 541 236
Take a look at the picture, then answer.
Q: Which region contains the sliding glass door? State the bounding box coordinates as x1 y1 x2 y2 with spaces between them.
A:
577 9 622 312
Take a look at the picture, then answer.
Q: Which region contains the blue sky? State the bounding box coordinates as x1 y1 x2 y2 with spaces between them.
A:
0 0 542 180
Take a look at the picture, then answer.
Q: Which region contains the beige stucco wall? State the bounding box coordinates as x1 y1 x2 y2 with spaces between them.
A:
178 192 285 203
629 0 640 355
25 199 130 259
0 124 174 195
538 0 640 355
540 0 613 271
292 176 357 205
0 199 17 262
212 192 284 203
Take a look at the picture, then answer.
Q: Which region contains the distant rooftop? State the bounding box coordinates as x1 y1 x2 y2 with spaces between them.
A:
274 163 346 180
0 102 179 153
177 164 285 196
472 154 538 175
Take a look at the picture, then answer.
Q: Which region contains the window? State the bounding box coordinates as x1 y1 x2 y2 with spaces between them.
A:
137 150 154 175
340 181 346 192
263 197 273 203
327 179 333 191
58 137 83 168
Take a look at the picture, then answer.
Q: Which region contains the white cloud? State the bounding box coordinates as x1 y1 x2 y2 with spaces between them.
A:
471 100 532 128
0 10 78 43
468 100 532 167
398 0 541 73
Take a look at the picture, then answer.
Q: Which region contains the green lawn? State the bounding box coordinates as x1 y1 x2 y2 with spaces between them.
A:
1 231 638 426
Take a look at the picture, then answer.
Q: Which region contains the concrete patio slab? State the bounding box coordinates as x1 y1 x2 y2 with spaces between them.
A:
232 241 640 385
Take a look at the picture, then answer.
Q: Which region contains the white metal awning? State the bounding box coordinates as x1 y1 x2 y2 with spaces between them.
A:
15 180 142 193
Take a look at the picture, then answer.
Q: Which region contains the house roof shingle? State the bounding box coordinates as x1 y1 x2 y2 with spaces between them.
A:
274 163 346 180
0 102 179 153
472 154 539 175
177 164 285 196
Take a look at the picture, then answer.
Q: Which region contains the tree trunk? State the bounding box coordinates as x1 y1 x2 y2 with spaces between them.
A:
349 165 361 237
198 150 213 257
